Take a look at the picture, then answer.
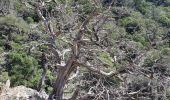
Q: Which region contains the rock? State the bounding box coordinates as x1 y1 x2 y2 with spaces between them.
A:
0 85 48 100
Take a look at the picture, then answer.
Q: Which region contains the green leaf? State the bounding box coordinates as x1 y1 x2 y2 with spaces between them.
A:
97 51 113 67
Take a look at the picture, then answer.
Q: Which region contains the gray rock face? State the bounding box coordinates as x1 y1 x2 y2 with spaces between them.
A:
0 85 48 100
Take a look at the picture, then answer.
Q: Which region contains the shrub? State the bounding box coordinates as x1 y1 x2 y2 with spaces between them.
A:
133 35 149 46
97 51 113 67
0 15 29 33
7 52 41 88
0 71 9 84
143 50 161 67
77 0 95 15
14 0 23 12
115 0 134 7
11 42 23 50
120 17 141 34
120 17 135 26
161 48 170 55
159 14 170 27
0 40 6 47
25 17 34 24
137 1 152 15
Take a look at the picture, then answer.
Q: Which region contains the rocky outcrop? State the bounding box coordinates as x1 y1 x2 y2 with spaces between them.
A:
0 80 48 100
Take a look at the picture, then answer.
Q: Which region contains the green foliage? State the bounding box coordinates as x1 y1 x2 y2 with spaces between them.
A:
161 48 170 55
0 0 169 97
0 71 9 84
0 40 5 47
159 14 170 27
78 0 95 15
145 19 158 31
7 52 41 88
13 34 26 43
97 51 114 67
166 0 170 2
120 16 142 34
25 17 34 24
44 70 55 93
133 35 149 46
11 42 23 50
120 17 136 26
14 0 23 12
0 15 29 33
143 50 161 67
57 0 66 3
150 6 170 27
0 47 3 54
135 0 152 14
120 11 144 26
55 36 71 49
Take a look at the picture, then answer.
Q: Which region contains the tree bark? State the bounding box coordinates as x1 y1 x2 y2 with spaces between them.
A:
49 57 76 100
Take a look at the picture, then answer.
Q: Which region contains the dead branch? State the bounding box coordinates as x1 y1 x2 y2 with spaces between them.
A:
75 62 128 77
36 2 56 37
68 67 80 80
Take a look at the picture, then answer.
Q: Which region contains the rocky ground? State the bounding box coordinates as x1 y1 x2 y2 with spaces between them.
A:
0 80 48 100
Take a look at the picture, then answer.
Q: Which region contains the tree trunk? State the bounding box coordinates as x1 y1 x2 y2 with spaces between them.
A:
49 57 76 100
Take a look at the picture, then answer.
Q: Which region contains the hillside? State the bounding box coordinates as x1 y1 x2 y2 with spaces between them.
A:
0 0 170 100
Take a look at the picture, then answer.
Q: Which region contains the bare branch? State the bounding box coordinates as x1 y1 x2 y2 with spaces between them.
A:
35 2 56 36
75 62 128 77
68 67 80 80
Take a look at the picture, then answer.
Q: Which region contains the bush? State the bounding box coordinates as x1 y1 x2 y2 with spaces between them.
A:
13 34 26 43
7 52 41 88
0 71 9 84
77 0 95 15
25 17 34 24
161 48 170 55
120 17 135 26
11 42 23 50
120 17 141 34
133 35 149 46
97 51 114 67
115 0 134 7
0 15 29 33
0 40 5 47
143 50 161 67
135 0 152 14
159 14 170 27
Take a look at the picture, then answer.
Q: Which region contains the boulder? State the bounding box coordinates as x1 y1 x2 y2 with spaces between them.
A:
0 81 48 100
